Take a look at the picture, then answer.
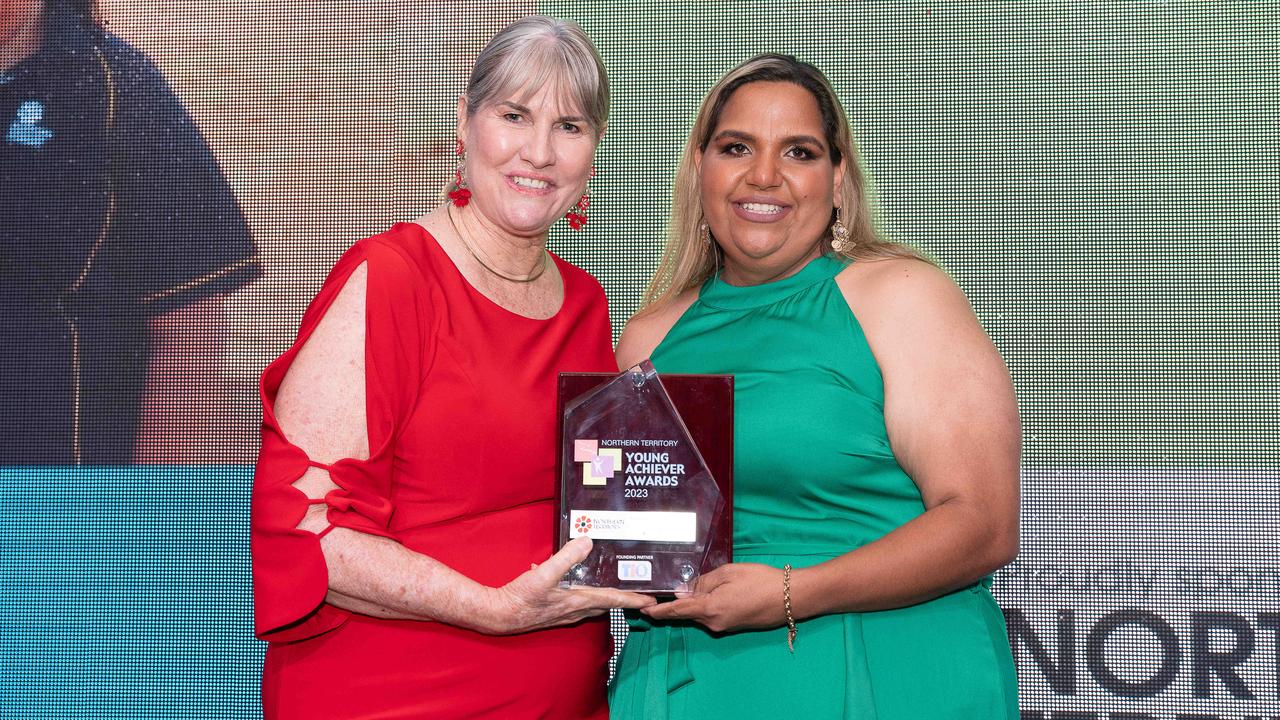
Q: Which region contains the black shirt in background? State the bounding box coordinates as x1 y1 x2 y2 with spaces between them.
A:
0 2 259 464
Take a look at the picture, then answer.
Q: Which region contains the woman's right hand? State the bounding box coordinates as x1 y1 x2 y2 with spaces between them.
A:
480 537 656 635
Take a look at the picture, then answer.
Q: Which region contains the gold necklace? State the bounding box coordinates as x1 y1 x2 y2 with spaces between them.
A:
446 205 548 284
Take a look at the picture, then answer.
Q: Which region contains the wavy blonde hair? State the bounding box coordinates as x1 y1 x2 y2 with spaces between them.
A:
641 54 921 312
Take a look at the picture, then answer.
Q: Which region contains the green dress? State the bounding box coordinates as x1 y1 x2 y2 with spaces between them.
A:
609 255 1018 719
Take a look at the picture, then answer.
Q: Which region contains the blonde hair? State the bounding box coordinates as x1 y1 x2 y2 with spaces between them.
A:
641 54 921 312
464 16 608 137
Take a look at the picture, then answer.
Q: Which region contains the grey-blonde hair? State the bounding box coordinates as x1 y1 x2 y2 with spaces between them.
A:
464 16 608 137
640 54 921 313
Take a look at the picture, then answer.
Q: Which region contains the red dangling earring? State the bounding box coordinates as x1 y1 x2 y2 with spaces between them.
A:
448 138 471 207
566 166 594 231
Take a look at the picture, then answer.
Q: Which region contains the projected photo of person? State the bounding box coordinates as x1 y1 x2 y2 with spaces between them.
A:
0 0 259 465
611 54 1022 718
251 16 652 719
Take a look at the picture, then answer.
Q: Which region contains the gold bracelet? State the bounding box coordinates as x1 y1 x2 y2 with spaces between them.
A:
783 563 797 653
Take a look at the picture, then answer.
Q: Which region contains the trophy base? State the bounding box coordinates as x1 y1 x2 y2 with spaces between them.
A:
561 545 706 594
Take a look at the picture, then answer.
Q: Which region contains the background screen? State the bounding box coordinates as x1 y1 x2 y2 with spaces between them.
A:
1 1 1276 717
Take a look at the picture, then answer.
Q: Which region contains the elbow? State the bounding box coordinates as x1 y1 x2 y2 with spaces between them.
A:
983 520 1019 574
945 494 1019 577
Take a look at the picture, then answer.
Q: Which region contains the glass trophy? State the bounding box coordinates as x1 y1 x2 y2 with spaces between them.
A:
556 361 733 593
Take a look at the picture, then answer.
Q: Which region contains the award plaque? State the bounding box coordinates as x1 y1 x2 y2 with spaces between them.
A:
556 361 733 593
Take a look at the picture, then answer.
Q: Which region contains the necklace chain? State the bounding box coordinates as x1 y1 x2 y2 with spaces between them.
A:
446 205 548 284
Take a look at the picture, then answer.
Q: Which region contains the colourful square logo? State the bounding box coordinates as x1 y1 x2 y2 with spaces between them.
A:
574 439 598 462
575 439 621 486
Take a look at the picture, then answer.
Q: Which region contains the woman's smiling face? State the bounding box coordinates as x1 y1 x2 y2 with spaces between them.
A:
459 83 598 239
697 81 844 283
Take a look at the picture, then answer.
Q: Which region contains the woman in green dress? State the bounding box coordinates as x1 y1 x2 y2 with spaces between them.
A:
610 54 1021 719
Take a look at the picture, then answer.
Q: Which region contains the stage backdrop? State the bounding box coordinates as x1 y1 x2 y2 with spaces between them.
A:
1 1 1275 718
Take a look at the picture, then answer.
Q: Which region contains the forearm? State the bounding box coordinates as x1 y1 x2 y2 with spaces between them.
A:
791 498 1016 619
307 517 509 633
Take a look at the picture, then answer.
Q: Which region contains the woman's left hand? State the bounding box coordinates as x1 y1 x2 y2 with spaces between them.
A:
641 563 787 633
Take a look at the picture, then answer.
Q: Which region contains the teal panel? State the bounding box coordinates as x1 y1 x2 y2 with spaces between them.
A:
0 466 262 718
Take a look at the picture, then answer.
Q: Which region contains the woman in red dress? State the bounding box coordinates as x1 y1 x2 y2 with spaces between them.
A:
250 17 653 718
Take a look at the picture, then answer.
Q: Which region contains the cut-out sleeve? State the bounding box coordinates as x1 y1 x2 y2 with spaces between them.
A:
250 238 431 643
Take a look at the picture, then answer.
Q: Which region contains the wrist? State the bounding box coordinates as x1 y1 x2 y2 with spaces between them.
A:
782 564 797 652
787 564 821 621
445 583 514 635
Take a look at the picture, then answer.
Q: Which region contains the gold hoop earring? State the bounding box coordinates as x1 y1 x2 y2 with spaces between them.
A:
830 207 852 253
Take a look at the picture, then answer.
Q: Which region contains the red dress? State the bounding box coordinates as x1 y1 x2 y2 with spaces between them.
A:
251 223 616 719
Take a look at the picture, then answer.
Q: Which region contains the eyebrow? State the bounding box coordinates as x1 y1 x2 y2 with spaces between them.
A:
712 129 826 149
497 101 587 125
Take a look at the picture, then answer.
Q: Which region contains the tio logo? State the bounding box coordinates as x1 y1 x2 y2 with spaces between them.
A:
618 560 652 582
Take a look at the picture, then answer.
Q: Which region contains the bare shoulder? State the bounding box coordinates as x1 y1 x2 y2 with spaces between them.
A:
836 256 983 350
615 288 699 370
836 255 1007 381
837 255 969 319
275 262 370 463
